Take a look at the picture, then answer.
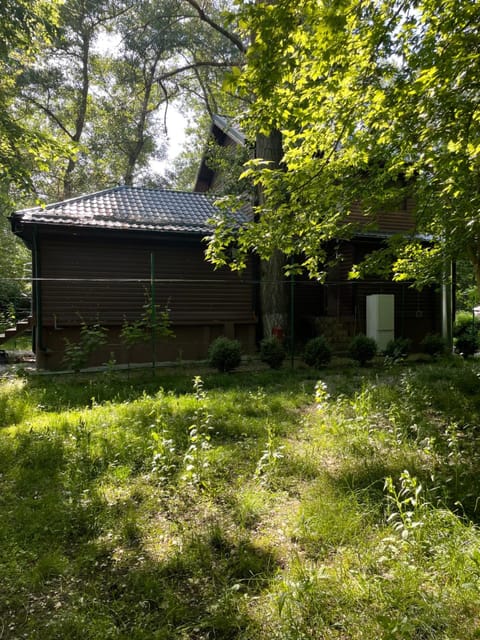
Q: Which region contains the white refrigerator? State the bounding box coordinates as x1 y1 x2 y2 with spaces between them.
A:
366 294 395 351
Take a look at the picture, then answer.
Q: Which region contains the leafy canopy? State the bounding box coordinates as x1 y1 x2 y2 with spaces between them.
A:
207 0 480 289
0 0 67 208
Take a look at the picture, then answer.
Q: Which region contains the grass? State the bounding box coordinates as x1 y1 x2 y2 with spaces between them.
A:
1 334 32 351
1 358 480 638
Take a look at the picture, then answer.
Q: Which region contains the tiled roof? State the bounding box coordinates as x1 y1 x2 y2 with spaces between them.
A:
15 186 225 235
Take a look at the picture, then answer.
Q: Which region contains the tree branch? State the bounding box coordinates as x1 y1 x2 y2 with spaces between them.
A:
183 0 246 54
156 60 232 82
21 95 74 140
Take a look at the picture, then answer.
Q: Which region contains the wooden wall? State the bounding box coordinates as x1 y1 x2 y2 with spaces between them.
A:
291 238 441 350
38 232 256 327
34 229 257 369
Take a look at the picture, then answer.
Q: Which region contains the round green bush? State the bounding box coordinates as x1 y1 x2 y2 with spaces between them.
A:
303 336 332 368
260 338 286 369
455 332 479 358
208 337 242 372
420 333 447 357
349 334 377 366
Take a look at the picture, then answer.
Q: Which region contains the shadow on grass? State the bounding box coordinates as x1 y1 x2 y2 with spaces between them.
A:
0 425 279 640
3 367 317 414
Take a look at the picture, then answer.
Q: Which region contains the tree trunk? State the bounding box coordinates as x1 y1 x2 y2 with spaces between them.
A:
256 129 287 338
63 31 90 199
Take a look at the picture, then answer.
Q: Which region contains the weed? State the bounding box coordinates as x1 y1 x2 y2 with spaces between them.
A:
151 417 177 484
2 364 480 638
255 422 285 483
384 470 425 542
181 376 213 489
63 322 108 371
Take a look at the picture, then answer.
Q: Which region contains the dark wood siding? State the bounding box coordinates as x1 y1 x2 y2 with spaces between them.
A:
350 199 415 233
38 233 255 327
290 238 441 349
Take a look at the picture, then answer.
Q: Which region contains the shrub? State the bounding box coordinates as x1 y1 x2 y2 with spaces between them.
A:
384 337 411 361
208 337 242 372
259 338 286 369
453 312 479 358
63 322 108 371
420 333 447 357
349 334 377 366
303 336 332 368
455 332 479 358
453 311 480 338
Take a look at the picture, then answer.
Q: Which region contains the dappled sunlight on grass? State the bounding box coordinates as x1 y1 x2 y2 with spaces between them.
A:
1 361 480 638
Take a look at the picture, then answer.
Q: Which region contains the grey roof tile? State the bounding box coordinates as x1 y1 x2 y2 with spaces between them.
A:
16 186 227 235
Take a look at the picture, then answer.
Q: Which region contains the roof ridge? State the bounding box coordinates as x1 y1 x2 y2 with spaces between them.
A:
125 186 214 198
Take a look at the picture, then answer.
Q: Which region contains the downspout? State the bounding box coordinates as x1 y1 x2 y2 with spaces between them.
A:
290 266 295 369
150 251 156 371
441 259 453 350
32 226 45 354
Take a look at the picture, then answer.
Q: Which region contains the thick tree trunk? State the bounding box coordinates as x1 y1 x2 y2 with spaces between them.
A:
256 129 287 338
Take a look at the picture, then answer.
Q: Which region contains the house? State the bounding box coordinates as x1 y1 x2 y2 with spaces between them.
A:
11 186 257 369
194 116 444 351
11 117 445 370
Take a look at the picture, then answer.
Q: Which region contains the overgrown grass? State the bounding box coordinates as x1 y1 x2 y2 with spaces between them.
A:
1 358 480 639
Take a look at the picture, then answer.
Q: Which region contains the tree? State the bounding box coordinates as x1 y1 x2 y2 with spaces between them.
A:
206 0 480 296
0 1 68 313
185 0 289 337
17 0 244 199
18 0 131 199
0 0 66 208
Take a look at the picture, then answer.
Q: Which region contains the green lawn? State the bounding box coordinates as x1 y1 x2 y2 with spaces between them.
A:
1 360 480 639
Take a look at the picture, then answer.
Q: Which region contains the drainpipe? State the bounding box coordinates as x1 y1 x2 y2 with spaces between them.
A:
150 251 156 371
32 226 44 355
290 266 295 369
441 259 453 350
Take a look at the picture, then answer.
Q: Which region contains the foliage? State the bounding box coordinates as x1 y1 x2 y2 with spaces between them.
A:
384 337 411 362
207 0 480 296
120 295 174 367
0 215 30 312
349 334 377 366
207 336 242 372
0 0 67 207
421 333 448 358
453 312 480 358
13 0 243 201
302 336 332 368
453 311 480 339
141 296 174 342
455 260 479 312
259 337 286 369
181 376 213 489
63 322 108 371
455 333 479 358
